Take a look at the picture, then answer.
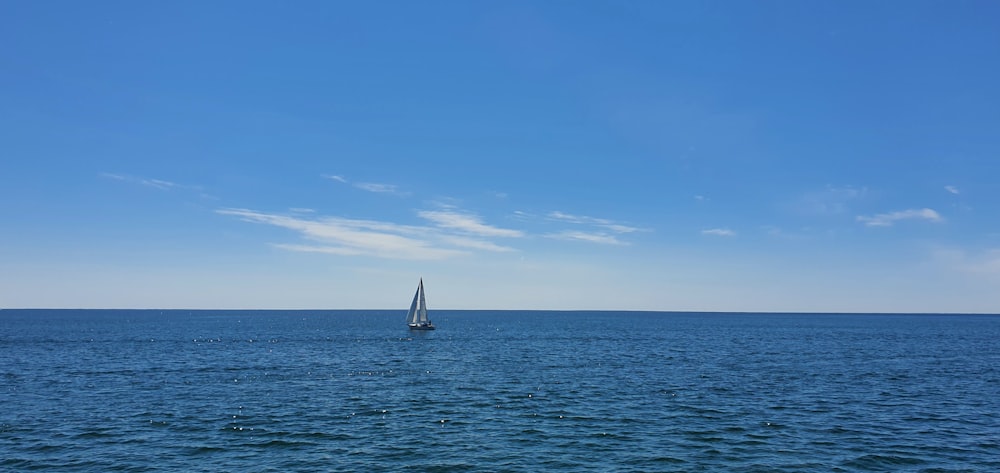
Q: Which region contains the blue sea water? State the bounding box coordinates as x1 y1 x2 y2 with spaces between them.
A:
1 310 999 472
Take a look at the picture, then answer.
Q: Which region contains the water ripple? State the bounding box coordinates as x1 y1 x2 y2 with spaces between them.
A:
1 310 999 471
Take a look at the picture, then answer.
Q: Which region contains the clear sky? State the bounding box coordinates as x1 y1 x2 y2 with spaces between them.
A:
2 1 998 312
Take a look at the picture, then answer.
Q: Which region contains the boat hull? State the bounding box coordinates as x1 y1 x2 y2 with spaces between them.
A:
408 323 435 331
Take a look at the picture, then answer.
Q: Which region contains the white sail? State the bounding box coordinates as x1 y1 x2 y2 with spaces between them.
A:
417 279 428 323
405 278 434 330
406 284 420 325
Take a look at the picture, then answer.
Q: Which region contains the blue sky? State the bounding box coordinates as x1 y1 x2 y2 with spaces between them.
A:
2 1 998 312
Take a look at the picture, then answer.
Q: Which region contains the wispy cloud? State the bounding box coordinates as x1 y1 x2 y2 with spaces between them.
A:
538 210 643 245
322 174 348 183
323 174 408 196
101 172 179 190
440 235 517 252
419 210 525 237
945 185 960 195
701 228 736 237
857 208 943 227
548 211 641 233
102 172 218 200
355 182 404 194
544 231 626 245
511 210 534 220
272 243 366 257
548 211 588 224
218 207 520 260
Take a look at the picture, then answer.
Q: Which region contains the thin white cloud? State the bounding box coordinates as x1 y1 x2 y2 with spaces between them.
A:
857 208 943 227
511 210 534 221
701 228 736 237
289 208 315 214
355 182 403 194
221 200 647 257
603 224 640 234
544 231 626 246
323 174 348 183
945 185 960 195
101 172 178 190
440 235 517 252
218 207 518 260
419 210 525 238
535 210 646 246
547 211 640 233
275 242 465 260
272 243 366 256
219 208 461 260
548 211 589 224
323 174 407 195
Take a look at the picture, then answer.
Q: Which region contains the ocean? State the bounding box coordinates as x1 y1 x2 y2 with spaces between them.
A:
1 310 998 472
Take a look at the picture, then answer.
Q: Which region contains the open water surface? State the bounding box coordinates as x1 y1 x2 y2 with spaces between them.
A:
1 310 999 472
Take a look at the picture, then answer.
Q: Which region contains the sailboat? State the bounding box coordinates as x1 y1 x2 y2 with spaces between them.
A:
405 278 435 330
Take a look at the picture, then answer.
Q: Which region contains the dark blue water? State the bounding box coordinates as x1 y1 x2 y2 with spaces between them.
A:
1 310 998 472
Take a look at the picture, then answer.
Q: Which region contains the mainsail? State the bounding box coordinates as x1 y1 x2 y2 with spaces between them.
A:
417 279 428 323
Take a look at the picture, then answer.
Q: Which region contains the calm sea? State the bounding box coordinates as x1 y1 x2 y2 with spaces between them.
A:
1 310 998 472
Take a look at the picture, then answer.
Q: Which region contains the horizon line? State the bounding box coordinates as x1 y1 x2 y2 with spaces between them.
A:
2 308 997 316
